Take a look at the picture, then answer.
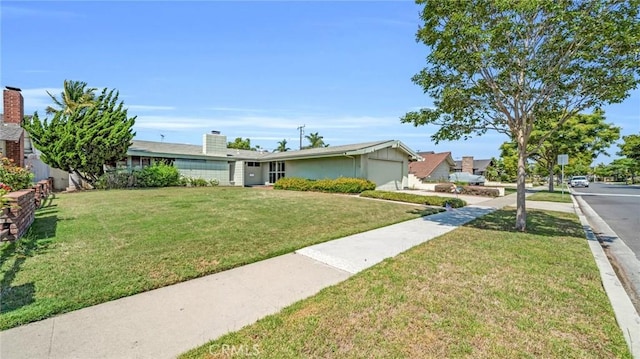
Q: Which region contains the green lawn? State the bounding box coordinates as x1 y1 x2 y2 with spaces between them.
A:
0 187 422 330
182 209 630 359
528 189 573 203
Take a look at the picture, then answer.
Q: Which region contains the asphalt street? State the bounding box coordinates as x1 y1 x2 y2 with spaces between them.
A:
572 182 640 261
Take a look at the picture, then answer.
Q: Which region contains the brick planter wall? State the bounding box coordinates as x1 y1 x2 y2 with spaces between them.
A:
1 190 35 241
0 179 53 242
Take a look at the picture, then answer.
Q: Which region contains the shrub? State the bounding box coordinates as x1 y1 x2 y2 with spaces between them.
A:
360 190 467 208
95 171 135 189
441 197 466 208
0 157 34 191
435 183 456 193
274 177 376 194
181 177 215 187
459 186 500 197
435 183 500 198
273 177 312 191
135 163 181 188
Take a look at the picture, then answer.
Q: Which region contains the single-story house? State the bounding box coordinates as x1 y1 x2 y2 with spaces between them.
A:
1 87 70 190
454 156 494 176
407 151 455 190
125 131 419 190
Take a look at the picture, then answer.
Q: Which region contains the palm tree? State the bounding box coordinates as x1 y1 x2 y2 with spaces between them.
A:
305 132 329 148
276 139 290 152
46 80 97 115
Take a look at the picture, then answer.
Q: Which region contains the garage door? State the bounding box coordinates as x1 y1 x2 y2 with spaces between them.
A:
368 159 403 190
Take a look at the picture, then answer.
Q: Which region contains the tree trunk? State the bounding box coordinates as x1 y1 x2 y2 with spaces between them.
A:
548 163 555 192
516 132 528 232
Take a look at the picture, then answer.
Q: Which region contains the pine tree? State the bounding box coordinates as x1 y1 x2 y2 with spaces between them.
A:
24 86 136 186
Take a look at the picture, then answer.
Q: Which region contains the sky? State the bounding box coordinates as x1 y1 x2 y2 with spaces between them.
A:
1 1 638 164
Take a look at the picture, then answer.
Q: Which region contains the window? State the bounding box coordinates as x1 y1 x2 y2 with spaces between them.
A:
268 161 285 183
247 162 261 167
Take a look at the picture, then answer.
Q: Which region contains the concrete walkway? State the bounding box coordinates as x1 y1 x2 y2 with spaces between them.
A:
1 191 637 358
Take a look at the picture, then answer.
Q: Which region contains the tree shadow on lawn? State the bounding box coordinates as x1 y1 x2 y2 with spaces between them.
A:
465 208 585 238
0 207 59 313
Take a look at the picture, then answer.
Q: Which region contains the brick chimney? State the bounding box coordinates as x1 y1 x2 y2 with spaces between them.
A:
2 87 25 167
462 156 474 174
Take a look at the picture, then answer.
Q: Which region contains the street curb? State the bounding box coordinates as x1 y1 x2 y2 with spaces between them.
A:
571 194 640 358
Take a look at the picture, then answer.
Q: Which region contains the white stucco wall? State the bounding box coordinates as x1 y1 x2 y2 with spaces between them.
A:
175 159 231 185
286 156 361 179
364 148 409 190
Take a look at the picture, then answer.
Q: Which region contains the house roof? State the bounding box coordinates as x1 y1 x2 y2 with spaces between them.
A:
454 158 493 172
128 139 418 162
263 140 417 161
0 122 24 142
129 140 268 161
409 152 454 179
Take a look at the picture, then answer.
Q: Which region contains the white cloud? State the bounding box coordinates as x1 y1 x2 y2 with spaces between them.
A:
20 88 60 113
2 6 81 19
134 113 398 133
128 105 176 111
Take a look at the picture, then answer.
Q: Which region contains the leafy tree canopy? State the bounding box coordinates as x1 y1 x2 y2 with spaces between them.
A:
618 134 640 162
304 132 329 149
23 84 136 186
227 137 252 150
46 80 97 115
276 139 290 152
502 110 620 190
402 0 640 230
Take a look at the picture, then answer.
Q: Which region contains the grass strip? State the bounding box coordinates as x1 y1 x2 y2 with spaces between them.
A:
182 209 630 359
0 187 422 329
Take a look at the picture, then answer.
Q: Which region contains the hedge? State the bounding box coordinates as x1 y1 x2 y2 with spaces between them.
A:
434 183 500 197
360 190 466 208
274 177 376 193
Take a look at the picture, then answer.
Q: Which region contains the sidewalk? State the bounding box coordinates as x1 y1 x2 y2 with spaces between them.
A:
0 191 635 358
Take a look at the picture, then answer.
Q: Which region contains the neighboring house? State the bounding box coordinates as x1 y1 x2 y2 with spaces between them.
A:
1 87 25 168
1 86 70 190
126 132 418 190
407 151 455 190
454 156 494 176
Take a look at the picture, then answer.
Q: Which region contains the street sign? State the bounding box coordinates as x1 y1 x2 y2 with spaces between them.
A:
558 154 569 165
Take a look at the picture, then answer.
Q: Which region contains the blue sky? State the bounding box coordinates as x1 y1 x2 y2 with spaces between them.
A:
2 1 638 164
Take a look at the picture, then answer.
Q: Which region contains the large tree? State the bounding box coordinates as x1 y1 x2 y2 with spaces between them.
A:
304 132 329 149
227 137 252 150
618 133 640 183
514 110 619 191
46 80 97 115
402 1 640 231
618 134 640 162
276 139 290 152
24 86 136 186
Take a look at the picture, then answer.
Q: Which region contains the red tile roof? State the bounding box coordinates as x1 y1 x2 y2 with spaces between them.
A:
409 151 454 179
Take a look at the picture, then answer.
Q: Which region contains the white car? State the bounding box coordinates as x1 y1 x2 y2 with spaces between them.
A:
570 176 589 188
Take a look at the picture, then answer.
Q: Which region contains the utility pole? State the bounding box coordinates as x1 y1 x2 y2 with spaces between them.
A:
297 124 305 150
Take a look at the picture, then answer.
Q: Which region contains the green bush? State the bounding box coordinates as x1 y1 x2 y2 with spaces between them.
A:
274 177 376 193
441 197 466 208
460 186 500 197
135 163 181 188
181 177 217 187
360 190 467 208
95 171 135 189
0 157 34 191
273 177 312 191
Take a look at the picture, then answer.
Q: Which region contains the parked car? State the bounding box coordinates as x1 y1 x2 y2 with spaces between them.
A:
570 175 589 188
449 172 486 186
